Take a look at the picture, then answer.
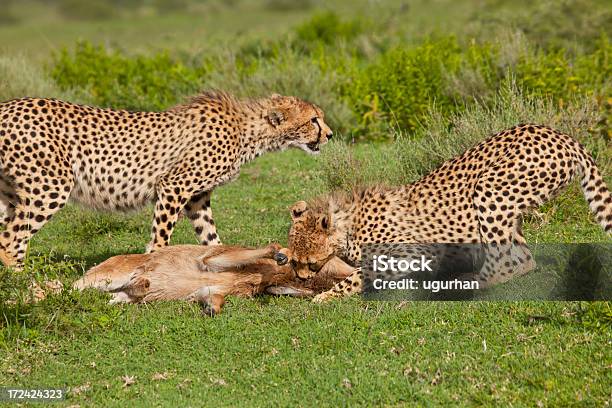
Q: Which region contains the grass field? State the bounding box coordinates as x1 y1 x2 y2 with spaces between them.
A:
1 0 611 406
1 147 610 406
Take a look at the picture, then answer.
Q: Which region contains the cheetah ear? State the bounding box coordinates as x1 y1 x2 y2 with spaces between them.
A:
270 93 283 100
290 201 308 220
266 109 285 127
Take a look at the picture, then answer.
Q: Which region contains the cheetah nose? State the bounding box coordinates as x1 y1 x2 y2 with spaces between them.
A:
327 131 333 140
274 252 288 265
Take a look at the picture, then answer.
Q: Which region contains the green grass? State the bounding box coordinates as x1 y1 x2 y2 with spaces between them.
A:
1 146 611 406
5 300 611 406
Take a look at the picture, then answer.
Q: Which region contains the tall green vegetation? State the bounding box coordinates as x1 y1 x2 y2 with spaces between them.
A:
45 1 611 140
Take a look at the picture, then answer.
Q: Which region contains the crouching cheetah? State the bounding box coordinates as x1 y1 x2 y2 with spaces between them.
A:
275 124 612 302
0 91 333 267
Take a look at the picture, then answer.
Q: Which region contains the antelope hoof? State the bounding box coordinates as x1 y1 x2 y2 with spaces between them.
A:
201 303 218 317
274 252 288 265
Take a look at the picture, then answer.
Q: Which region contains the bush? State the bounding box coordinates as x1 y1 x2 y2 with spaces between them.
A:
50 41 207 110
515 37 611 101
47 30 610 141
320 84 608 191
204 48 355 134
342 37 469 137
293 11 367 51
339 32 610 140
0 55 76 102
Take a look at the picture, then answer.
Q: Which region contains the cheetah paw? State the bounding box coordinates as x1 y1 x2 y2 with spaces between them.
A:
0 249 18 268
312 291 335 303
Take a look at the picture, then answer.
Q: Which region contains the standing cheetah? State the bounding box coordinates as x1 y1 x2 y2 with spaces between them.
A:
0 92 333 267
274 125 611 301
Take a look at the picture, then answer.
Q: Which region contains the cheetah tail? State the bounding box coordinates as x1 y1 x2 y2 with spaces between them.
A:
577 146 612 234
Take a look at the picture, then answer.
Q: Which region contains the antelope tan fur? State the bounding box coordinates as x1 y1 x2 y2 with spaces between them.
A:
73 244 353 315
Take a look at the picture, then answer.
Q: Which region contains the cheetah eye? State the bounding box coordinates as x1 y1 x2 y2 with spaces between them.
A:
308 263 319 272
311 117 318 124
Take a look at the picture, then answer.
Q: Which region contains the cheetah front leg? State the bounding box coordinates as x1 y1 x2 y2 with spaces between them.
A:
313 267 362 303
0 176 16 228
183 190 221 245
0 199 14 230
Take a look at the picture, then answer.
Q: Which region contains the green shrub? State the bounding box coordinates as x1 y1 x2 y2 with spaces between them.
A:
320 84 607 191
233 38 283 72
444 41 502 103
338 32 610 140
0 55 76 103
342 37 465 137
293 11 367 51
515 35 611 101
574 35 612 97
515 50 576 101
50 41 207 111
204 48 355 134
47 30 610 141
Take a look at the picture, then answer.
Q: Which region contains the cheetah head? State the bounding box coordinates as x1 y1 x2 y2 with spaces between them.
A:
264 94 333 155
274 201 337 279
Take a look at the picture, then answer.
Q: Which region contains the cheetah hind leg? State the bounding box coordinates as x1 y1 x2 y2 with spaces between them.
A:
478 242 536 287
0 204 20 268
0 175 16 229
183 190 221 245
506 218 536 279
473 174 538 288
0 183 72 267
475 217 536 287
0 181 17 265
146 180 190 253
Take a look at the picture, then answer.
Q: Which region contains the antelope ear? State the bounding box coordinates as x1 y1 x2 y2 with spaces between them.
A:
290 201 308 220
266 109 285 127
